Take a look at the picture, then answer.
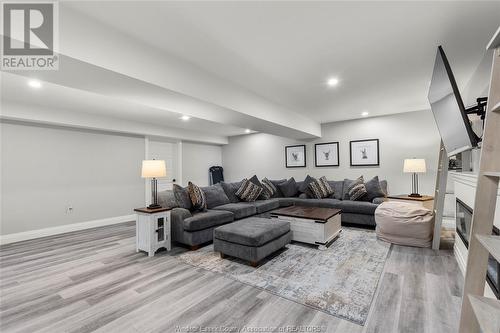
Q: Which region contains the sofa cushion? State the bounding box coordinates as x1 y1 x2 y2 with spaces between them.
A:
221 180 244 203
380 180 388 196
158 190 178 209
251 199 281 213
183 209 234 232
214 217 290 247
270 179 287 197
236 179 263 202
213 203 257 220
328 181 344 200
173 184 193 210
289 198 341 208
342 179 355 200
202 184 230 209
187 182 207 211
278 177 298 197
298 175 316 193
363 176 386 202
308 176 334 199
337 200 378 215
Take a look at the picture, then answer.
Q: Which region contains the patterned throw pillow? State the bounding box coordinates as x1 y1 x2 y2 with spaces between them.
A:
261 177 276 198
187 181 207 211
249 175 270 200
308 176 334 199
236 179 263 202
347 176 367 201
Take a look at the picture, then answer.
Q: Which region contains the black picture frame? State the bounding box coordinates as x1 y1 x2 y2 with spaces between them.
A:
285 145 306 168
349 139 380 166
314 142 339 167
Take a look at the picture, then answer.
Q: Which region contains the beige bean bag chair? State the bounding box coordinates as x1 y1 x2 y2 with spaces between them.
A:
375 201 434 248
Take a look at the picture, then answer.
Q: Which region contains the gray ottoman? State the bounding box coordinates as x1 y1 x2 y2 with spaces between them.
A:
213 217 292 267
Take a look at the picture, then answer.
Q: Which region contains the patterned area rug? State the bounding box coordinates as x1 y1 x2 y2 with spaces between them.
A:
177 227 390 325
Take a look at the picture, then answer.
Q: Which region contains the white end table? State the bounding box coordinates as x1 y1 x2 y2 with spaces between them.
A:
134 207 171 256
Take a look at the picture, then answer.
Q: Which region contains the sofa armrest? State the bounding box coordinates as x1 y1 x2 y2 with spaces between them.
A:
171 208 193 244
171 208 192 223
372 197 387 205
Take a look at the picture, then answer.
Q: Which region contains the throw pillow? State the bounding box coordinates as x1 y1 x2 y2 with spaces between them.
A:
261 177 277 198
298 175 316 193
187 181 207 211
308 176 334 199
277 177 298 197
327 180 344 200
173 184 193 210
236 179 263 202
158 190 179 209
270 179 287 197
201 184 230 209
363 176 386 202
220 180 244 203
343 178 363 200
347 176 367 201
249 175 270 200
380 180 388 196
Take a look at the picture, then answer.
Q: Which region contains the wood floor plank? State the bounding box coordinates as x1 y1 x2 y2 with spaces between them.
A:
0 222 463 333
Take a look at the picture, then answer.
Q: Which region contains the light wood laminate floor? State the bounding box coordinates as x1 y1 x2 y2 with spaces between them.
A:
0 222 463 333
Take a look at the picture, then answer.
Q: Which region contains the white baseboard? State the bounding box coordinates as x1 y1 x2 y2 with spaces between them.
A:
0 214 136 245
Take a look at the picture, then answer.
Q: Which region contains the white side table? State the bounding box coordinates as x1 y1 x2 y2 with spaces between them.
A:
134 207 171 256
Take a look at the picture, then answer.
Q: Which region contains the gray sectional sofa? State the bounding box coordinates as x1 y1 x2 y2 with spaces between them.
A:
158 177 387 249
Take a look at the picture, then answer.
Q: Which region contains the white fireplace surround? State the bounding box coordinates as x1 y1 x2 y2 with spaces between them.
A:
451 171 500 298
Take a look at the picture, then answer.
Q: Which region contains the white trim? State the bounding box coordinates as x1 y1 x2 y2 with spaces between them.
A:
0 214 136 245
442 216 456 230
145 136 150 206
454 242 467 276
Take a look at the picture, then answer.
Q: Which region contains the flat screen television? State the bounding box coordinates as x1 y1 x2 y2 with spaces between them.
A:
428 46 479 157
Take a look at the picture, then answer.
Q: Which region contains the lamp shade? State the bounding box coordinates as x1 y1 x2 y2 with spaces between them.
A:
403 159 427 173
141 160 166 178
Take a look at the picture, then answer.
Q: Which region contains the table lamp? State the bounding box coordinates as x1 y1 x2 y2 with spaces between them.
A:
403 158 426 197
141 159 166 209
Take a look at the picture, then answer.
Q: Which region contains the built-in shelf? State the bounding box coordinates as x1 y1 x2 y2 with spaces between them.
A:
491 101 500 113
468 295 500 333
484 171 500 178
476 234 500 263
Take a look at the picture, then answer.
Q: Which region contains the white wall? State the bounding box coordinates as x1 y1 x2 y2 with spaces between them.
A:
1 121 145 236
222 110 441 196
182 142 223 186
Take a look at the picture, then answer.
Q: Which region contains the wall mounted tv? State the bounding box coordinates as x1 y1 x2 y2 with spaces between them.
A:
428 46 479 157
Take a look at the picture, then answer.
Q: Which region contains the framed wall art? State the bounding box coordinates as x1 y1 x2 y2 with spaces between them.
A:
315 142 339 167
285 145 306 168
350 139 379 166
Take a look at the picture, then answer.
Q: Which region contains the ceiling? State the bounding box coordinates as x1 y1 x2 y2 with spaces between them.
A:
2 1 499 143
66 1 500 123
1 72 248 137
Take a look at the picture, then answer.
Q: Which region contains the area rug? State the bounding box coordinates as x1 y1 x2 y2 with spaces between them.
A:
176 227 390 325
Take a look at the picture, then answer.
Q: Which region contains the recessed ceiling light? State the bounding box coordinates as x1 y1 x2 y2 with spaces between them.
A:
245 129 251 134
361 111 369 117
180 115 191 121
28 79 42 88
327 77 339 87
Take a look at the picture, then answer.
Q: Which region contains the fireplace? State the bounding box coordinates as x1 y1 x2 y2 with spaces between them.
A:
456 199 500 299
456 198 473 247
487 226 500 299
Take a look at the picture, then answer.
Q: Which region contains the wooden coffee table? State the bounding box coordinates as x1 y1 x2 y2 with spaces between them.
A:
270 205 342 250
